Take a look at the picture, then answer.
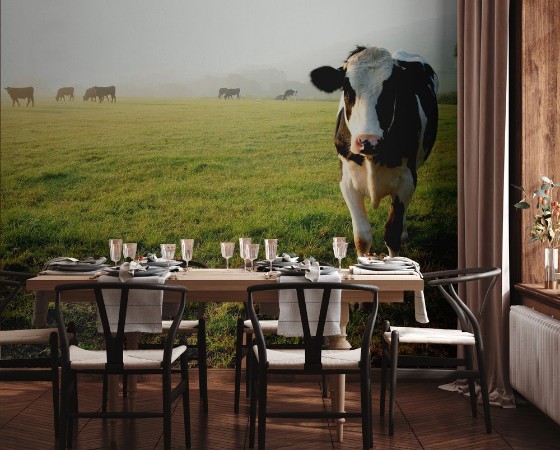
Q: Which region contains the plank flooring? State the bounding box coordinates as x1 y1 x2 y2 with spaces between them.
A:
0 370 559 449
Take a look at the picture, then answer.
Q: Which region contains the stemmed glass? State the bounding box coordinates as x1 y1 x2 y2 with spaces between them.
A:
333 240 349 277
220 242 235 270
123 243 137 261
160 243 176 271
246 243 260 272
264 239 278 273
181 239 194 271
239 237 252 271
109 239 123 267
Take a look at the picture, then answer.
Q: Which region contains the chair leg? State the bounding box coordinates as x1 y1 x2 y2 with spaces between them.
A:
58 370 70 450
163 368 172 450
49 332 59 439
360 365 372 449
388 330 399 436
66 373 77 449
465 346 478 417
102 374 108 412
246 333 253 399
197 320 208 413
123 373 128 398
257 370 267 450
380 320 390 416
248 362 258 448
234 318 244 414
475 343 492 433
321 373 329 398
181 354 191 448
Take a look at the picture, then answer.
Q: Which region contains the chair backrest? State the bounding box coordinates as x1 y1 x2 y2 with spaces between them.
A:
0 271 34 315
426 267 501 334
55 282 187 372
247 282 378 372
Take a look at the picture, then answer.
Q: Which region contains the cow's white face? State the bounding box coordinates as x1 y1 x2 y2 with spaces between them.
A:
340 47 394 154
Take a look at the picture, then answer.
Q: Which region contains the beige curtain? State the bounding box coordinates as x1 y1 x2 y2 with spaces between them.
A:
457 0 515 407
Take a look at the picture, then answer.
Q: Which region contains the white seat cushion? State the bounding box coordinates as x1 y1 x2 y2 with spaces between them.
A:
244 319 278 333
384 326 476 345
0 328 58 345
69 344 187 370
161 320 198 334
253 346 361 370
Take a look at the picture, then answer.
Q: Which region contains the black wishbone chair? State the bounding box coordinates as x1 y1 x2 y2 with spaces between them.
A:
0 270 73 441
380 267 501 436
55 282 190 450
112 260 209 413
246 282 379 450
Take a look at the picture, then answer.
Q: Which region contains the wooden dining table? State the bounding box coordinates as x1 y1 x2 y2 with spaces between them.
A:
27 267 424 442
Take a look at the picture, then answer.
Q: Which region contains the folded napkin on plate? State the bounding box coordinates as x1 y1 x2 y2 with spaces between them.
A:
300 259 321 282
277 271 342 337
117 261 147 282
350 256 428 324
97 272 171 333
280 253 300 262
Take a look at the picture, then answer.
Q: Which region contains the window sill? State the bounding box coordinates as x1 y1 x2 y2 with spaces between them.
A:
514 283 560 318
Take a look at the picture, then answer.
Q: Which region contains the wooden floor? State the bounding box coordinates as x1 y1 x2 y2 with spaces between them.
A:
1 370 559 449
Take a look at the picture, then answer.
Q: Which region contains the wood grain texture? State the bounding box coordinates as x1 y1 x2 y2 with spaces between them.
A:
518 0 560 285
1 371 559 449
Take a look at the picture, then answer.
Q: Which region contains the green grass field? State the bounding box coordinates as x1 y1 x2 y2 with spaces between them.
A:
0 97 457 366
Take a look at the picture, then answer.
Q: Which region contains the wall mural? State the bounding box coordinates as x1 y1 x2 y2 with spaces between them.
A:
1 0 457 367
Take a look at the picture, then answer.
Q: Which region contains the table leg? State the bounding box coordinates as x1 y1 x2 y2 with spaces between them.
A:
327 303 351 442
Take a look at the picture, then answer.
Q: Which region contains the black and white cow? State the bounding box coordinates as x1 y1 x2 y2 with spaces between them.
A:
283 89 298 100
310 46 438 256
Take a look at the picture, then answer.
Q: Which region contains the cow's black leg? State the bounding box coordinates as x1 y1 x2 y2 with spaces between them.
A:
384 195 405 256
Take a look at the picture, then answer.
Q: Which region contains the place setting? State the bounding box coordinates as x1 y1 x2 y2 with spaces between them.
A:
39 255 109 275
349 253 422 276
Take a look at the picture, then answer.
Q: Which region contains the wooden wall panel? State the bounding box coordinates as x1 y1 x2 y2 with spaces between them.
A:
516 0 560 284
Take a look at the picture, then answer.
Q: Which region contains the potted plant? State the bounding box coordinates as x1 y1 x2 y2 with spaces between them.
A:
513 176 560 289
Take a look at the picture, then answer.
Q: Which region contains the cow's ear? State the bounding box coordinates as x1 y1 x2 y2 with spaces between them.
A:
310 66 345 93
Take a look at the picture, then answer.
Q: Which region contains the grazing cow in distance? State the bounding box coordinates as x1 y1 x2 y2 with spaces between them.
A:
94 86 116 102
4 86 34 107
274 94 284 100
218 88 228 98
56 87 74 101
282 89 297 100
83 87 97 101
310 46 438 256
224 88 240 99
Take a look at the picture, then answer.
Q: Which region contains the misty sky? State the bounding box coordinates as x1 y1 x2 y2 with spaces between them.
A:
1 0 457 96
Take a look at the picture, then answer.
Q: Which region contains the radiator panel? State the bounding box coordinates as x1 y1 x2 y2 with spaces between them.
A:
510 305 560 425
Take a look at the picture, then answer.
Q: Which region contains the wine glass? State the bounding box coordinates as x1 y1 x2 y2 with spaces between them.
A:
333 236 347 246
247 243 260 272
220 242 235 270
160 243 176 271
123 243 137 261
109 239 123 267
333 241 349 277
181 239 194 271
239 237 252 271
264 239 278 273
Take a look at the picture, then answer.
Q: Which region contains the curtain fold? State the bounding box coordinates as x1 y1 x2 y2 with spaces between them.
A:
457 0 515 407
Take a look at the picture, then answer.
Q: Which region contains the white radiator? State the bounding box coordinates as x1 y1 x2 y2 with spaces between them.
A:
510 305 560 425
